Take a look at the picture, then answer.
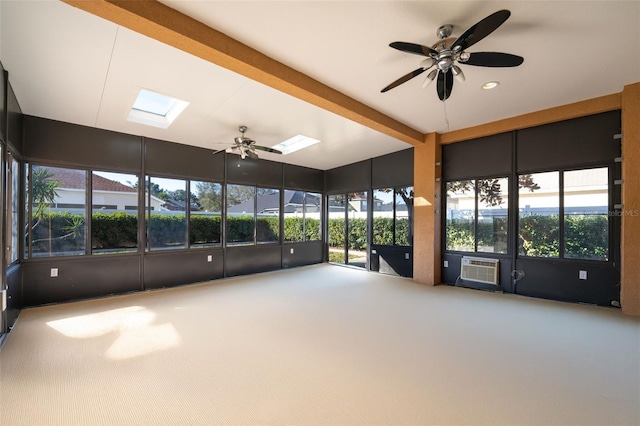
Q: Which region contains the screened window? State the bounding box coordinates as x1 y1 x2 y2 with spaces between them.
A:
284 190 321 242
445 180 476 252
190 181 222 248
446 179 508 253
28 165 87 257
328 194 346 264
226 184 255 246
372 187 413 246
477 178 508 253
7 152 19 264
564 168 609 261
92 171 139 254
518 172 559 257
256 187 280 244
146 176 186 251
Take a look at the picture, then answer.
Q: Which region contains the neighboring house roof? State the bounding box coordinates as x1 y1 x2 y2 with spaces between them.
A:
41 167 137 193
227 190 320 214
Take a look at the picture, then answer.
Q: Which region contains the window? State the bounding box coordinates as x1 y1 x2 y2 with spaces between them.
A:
226 184 255 246
518 171 560 257
283 190 321 242
445 180 476 252
372 186 414 246
92 171 139 254
256 187 280 244
564 168 609 261
446 178 508 253
28 165 87 257
6 152 19 264
190 181 222 248
146 176 187 250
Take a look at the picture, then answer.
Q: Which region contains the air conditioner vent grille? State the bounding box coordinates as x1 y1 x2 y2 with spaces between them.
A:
460 257 499 285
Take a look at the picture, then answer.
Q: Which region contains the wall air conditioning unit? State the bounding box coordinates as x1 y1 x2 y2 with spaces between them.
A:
460 256 499 285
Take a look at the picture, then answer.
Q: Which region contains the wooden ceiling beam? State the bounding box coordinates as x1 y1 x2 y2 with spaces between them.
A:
61 0 425 147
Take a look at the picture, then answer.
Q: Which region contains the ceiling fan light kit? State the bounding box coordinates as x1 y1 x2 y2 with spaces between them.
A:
382 9 524 101
215 125 283 160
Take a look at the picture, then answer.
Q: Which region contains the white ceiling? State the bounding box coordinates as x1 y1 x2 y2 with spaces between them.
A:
1 1 639 170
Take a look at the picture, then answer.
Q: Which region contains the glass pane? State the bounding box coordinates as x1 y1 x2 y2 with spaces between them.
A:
283 190 303 242
328 194 346 264
6 153 19 264
24 162 29 259
564 168 609 261
256 188 280 244
445 180 475 251
148 177 186 250
395 187 413 246
347 192 367 268
372 188 393 245
227 184 255 245
190 181 222 248
92 171 139 254
477 178 508 253
518 172 559 257
30 165 86 257
304 192 322 241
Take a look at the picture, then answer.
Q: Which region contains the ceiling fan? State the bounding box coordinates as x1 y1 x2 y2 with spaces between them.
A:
215 125 282 160
381 9 524 101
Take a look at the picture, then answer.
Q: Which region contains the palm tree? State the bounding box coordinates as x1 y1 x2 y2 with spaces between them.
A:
30 167 60 254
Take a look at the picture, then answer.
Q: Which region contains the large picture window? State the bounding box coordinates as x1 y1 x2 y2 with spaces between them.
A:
446 178 508 254
518 167 609 261
7 152 19 264
92 171 139 254
28 165 87 257
256 187 280 244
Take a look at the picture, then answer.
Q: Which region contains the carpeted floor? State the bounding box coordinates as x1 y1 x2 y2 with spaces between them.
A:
1 264 639 425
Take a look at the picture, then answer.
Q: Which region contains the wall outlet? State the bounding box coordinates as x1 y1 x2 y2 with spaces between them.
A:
290 248 294 254
207 255 212 263
579 270 587 280
405 252 410 260
50 268 59 278
444 260 449 268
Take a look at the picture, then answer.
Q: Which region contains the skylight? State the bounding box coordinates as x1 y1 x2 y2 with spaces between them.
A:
271 135 320 155
127 89 189 129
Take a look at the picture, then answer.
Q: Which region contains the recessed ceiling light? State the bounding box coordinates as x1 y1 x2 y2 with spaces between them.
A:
482 81 500 90
127 88 189 129
271 135 320 155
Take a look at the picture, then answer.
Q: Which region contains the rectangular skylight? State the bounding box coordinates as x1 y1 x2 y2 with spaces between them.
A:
271 135 320 155
127 88 189 129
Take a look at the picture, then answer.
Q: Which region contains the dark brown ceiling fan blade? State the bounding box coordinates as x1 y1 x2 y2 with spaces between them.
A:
451 10 511 52
381 67 428 93
389 41 438 57
253 145 283 154
436 70 454 101
465 52 523 67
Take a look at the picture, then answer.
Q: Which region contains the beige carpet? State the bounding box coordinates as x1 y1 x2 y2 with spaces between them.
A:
1 264 639 425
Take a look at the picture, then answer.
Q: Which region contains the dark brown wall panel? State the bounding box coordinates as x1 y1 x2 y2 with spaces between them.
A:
144 249 224 289
22 256 141 306
6 266 22 330
283 163 323 191
225 244 282 276
23 116 141 171
372 148 413 188
442 132 512 180
6 82 23 153
325 159 371 193
226 154 282 187
517 111 621 172
282 241 324 268
145 138 224 181
1 66 7 140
